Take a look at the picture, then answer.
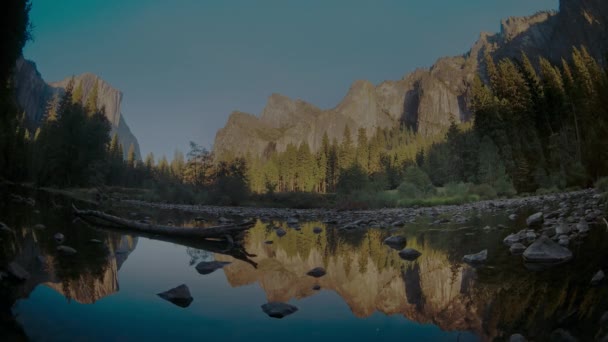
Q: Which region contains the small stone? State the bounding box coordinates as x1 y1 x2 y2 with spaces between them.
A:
592 270 605 286
399 248 422 261
523 236 572 264
576 219 590 234
54 233 65 243
313 227 323 234
504 233 522 246
312 285 321 291
287 217 299 224
195 261 230 275
33 224 45 230
261 302 298 319
509 334 527 342
275 228 287 237
56 245 77 255
306 267 326 278
264 240 274 245
555 221 571 235
6 262 30 281
0 222 12 233
509 214 518 221
157 284 193 308
463 250 488 264
383 236 407 250
526 212 544 227
510 243 526 255
558 235 570 247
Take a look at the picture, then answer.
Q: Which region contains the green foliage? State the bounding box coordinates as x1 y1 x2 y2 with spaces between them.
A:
336 164 368 195
468 183 497 200
595 177 608 193
401 166 434 195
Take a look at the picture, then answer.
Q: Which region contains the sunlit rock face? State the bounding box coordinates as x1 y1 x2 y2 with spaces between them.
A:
8 227 137 305
214 0 608 158
12 59 141 159
216 223 488 339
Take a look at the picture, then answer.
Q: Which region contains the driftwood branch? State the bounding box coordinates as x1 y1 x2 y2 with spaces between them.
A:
72 204 255 240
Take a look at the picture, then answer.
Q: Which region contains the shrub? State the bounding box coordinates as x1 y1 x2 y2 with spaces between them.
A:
444 182 469 198
398 182 422 199
402 166 434 195
595 177 608 193
494 176 517 197
468 183 497 200
336 164 368 195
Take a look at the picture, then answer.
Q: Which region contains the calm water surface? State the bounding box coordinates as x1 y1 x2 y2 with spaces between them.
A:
2 188 608 341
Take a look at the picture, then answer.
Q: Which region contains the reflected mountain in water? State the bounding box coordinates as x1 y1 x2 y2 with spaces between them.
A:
7 226 137 305
216 221 608 341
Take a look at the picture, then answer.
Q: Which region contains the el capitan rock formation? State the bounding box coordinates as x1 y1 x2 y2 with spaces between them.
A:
214 0 608 158
13 58 141 159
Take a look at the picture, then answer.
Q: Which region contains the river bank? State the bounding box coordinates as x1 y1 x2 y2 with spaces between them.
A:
123 189 605 230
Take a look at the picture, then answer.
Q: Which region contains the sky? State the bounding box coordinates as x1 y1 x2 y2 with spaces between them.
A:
24 0 558 159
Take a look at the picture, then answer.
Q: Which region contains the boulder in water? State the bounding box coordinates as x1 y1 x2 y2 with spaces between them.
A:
383 235 406 250
523 236 572 264
157 284 193 308
54 233 65 243
313 227 323 234
306 267 326 278
526 212 544 227
463 250 487 264
399 248 421 261
510 243 526 255
56 245 77 255
275 228 287 237
261 302 298 319
591 270 605 286
195 261 231 275
6 262 29 281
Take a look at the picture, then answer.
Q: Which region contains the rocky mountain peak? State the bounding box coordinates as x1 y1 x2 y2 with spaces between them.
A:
13 58 141 159
213 0 608 158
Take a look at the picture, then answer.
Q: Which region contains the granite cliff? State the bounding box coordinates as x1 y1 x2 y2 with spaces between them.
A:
214 0 608 158
13 58 141 159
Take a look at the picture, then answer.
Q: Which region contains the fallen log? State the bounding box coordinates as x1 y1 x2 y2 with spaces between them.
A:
72 204 255 240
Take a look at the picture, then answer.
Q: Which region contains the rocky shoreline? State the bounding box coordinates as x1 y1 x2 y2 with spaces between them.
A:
123 189 605 231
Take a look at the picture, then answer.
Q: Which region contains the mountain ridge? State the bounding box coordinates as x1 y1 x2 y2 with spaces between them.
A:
213 0 608 158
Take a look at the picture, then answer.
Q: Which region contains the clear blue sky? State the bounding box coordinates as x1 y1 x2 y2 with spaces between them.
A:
24 0 558 159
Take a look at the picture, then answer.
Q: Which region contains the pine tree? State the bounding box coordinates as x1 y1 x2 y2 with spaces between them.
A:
339 125 354 169
127 143 136 169
356 128 369 173
72 81 83 104
85 80 99 115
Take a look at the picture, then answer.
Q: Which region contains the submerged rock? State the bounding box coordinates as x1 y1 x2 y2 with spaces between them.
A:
275 228 287 237
576 219 590 234
264 240 274 245
383 235 407 250
56 245 77 255
261 302 298 319
526 212 544 227
306 267 326 278
509 214 518 221
54 233 65 243
399 248 422 261
555 221 571 235
0 222 12 233
195 261 231 275
312 285 321 291
157 284 193 308
6 262 29 281
504 233 522 246
509 334 527 342
558 235 570 247
313 227 323 234
523 236 572 265
591 270 605 286
463 250 487 264
510 243 526 255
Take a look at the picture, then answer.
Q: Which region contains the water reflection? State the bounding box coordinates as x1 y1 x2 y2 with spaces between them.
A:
2 188 608 341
